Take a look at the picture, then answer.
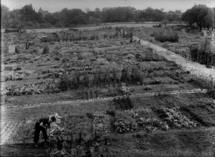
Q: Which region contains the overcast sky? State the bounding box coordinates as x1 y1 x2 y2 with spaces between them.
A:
2 0 215 12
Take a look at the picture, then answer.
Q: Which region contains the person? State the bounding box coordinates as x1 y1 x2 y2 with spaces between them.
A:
34 113 62 147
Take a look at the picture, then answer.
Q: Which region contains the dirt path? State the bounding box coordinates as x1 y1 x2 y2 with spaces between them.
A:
133 36 215 84
0 143 48 157
3 88 207 110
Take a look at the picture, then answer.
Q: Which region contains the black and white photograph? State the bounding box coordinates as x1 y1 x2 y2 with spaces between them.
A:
1 0 215 156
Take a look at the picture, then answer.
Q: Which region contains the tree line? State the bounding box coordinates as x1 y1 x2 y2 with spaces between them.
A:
1 4 182 28
1 4 215 29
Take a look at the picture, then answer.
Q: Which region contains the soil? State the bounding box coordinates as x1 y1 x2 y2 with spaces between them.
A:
0 144 48 157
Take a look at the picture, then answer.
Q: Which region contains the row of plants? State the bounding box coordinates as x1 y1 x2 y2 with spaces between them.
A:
111 108 168 134
108 95 199 134
5 61 178 96
190 38 215 67
153 29 179 42
5 71 30 81
40 28 131 43
58 64 145 91
5 81 60 96
154 107 198 128
112 107 199 134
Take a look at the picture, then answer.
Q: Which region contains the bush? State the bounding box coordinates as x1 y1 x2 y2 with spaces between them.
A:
154 29 179 42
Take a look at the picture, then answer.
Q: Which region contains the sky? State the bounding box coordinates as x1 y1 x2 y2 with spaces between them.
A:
2 0 215 12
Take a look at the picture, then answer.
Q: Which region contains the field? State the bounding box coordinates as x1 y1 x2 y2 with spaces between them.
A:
1 26 215 157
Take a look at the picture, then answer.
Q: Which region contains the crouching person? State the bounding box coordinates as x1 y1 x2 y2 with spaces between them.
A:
34 114 57 147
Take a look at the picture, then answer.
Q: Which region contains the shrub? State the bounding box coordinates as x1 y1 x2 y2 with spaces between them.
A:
154 29 179 42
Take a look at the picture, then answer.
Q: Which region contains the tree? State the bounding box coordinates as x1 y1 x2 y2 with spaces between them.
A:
136 8 166 22
166 10 182 22
8 9 22 27
2 3 187 28
86 9 102 24
44 13 59 26
20 4 43 24
1 4 10 27
182 5 214 30
102 7 136 22
57 8 88 26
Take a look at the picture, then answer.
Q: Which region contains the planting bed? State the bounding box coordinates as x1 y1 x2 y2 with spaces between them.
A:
1 28 215 156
